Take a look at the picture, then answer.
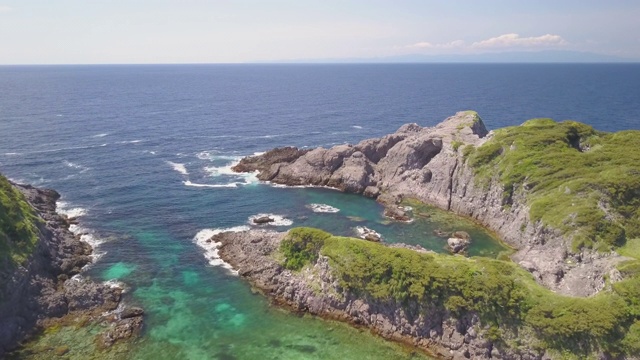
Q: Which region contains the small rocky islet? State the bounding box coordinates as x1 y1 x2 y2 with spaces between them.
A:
217 111 640 359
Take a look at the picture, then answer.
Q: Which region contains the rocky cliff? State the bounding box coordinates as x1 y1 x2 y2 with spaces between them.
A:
0 178 143 356
233 111 629 297
213 229 547 360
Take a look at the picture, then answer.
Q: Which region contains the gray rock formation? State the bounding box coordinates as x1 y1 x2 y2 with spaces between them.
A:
232 111 625 297
214 229 550 360
0 182 143 356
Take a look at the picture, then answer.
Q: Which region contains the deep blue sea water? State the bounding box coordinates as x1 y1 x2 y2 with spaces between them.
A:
1 64 639 359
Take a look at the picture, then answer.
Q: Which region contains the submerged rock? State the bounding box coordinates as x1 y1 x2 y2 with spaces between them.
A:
356 226 382 242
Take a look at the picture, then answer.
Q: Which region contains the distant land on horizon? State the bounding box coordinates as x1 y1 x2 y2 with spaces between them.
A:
267 50 638 64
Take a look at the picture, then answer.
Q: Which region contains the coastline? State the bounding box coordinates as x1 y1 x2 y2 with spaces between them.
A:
231 111 628 298
0 180 143 356
213 229 529 360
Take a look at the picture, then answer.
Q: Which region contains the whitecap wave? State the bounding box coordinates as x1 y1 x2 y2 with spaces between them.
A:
117 140 143 144
306 203 340 213
92 133 109 138
63 160 91 173
196 151 239 161
183 180 239 188
248 214 293 226
3 152 21 156
193 226 250 274
167 161 189 175
202 157 259 186
352 125 363 129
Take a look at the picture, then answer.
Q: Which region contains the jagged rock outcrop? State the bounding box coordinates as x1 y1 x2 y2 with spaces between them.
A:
233 111 624 297
0 182 143 356
214 229 549 360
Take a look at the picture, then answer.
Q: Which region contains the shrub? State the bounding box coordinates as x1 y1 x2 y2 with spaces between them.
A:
279 227 331 270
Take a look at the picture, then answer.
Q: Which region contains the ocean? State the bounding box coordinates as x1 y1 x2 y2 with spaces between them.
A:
1 64 639 359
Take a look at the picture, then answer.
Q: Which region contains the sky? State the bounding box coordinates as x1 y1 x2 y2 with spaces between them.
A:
0 0 639 64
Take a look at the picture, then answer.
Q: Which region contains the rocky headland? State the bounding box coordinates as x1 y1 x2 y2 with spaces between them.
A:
223 111 640 359
233 111 634 297
0 176 143 356
214 229 512 359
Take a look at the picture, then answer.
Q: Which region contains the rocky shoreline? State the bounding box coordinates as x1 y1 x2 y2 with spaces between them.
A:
0 182 143 356
232 111 625 297
213 229 546 360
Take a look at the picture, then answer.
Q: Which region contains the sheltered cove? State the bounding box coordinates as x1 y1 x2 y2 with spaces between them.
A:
219 111 640 359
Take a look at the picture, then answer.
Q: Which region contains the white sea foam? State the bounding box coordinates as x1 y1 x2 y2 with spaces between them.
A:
167 161 189 175
103 279 125 290
355 226 382 240
4 152 21 156
352 125 363 129
92 133 109 138
268 182 341 191
203 157 259 186
184 180 239 188
117 140 143 144
193 226 250 274
248 214 293 226
306 203 340 213
57 201 107 263
56 201 87 218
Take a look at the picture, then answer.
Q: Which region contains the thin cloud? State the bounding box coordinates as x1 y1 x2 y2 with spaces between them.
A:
471 33 567 49
407 40 465 49
0 5 12 13
407 33 567 52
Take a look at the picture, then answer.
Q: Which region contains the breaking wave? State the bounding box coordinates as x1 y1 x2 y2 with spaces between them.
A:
193 226 250 274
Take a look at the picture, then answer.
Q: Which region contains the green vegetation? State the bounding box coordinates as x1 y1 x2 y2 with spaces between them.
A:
280 227 331 270
280 227 640 357
451 140 463 151
0 174 41 275
467 119 640 252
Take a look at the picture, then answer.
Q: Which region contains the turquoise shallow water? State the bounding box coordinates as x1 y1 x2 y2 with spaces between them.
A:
1 64 638 359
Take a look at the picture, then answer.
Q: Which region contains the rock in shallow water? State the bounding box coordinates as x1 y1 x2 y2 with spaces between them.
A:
253 216 275 224
447 235 471 254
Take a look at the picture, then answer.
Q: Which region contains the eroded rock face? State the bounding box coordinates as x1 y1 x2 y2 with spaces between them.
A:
232 111 626 297
214 229 548 360
0 183 143 355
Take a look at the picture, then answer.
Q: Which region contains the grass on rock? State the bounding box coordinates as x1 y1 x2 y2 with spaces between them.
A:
279 227 640 357
467 119 640 252
0 175 40 277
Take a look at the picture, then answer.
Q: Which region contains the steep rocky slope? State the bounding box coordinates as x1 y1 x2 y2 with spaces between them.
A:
233 111 636 297
0 175 142 356
213 227 640 359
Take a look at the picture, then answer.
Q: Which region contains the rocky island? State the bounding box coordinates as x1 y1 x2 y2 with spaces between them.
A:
220 111 640 359
0 174 143 357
